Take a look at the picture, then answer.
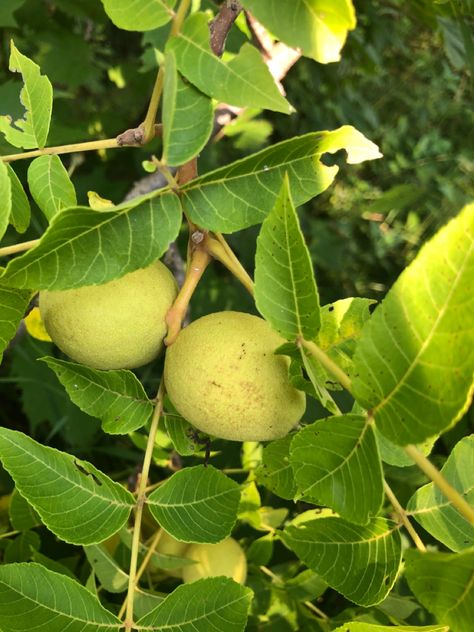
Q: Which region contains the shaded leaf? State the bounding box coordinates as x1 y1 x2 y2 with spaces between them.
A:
255 174 320 340
27 155 77 222
0 42 52 149
101 0 176 31
4 530 40 563
407 435 474 551
41 357 153 435
162 49 214 167
256 434 297 500
290 414 384 524
7 164 30 233
181 126 381 233
9 490 41 531
333 624 448 632
1 191 182 290
352 203 474 445
169 12 291 114
241 0 356 63
136 577 252 631
164 413 201 456
0 284 31 362
0 428 133 544
404 548 474 632
148 465 241 543
84 544 129 593
375 428 435 468
281 516 402 606
0 161 12 241
0 563 121 631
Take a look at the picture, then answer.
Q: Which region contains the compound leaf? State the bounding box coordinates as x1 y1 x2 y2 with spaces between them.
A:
0 428 134 544
148 465 241 543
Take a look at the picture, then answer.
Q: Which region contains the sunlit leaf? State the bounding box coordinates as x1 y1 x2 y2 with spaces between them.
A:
6 164 30 233
168 12 292 114
101 0 176 31
256 434 297 500
41 357 154 434
405 548 474 632
352 203 474 445
281 516 402 606
0 563 121 631
84 544 129 593
255 174 320 341
241 0 356 63
0 41 52 149
290 414 384 524
333 623 448 632
148 465 241 543
162 49 214 167
1 192 182 290
407 435 474 551
181 126 381 233
27 155 77 222
0 428 133 544
0 161 12 240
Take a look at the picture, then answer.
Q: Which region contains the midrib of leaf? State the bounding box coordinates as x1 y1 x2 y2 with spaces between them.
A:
149 487 234 508
444 569 474 615
176 33 281 107
0 433 131 509
297 418 371 492
284 202 305 336
407 483 474 516
374 236 473 414
0 579 120 628
295 522 400 546
138 593 250 630
59 371 149 405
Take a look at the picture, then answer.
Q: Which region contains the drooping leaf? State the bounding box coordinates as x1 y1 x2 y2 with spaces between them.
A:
255 173 320 341
27 155 77 221
1 191 182 290
281 516 402 606
352 203 474 445
136 577 253 632
256 434 297 500
181 126 381 233
84 544 129 593
0 563 121 632
333 624 448 632
147 465 241 543
7 164 30 233
4 530 40 563
407 435 474 551
404 548 474 632
291 415 383 524
296 350 341 414
0 284 31 362
41 357 154 435
9 490 41 531
162 49 214 167
0 42 53 149
0 161 12 241
241 0 356 63
164 413 201 456
0 428 134 544
375 427 435 467
168 12 292 114
101 0 176 31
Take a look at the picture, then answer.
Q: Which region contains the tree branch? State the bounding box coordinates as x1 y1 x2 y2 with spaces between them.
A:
209 1 243 56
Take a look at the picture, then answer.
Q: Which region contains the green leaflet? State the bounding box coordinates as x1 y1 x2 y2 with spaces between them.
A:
256 434 297 501
148 465 241 543
407 435 474 551
255 174 321 341
0 41 52 149
0 191 182 290
352 202 474 445
101 0 176 31
136 577 253 632
7 164 30 233
281 516 402 606
83 544 129 593
333 624 449 632
41 357 154 434
0 161 12 240
162 49 214 167
181 125 381 233
27 155 77 221
0 428 134 544
168 12 292 114
0 563 121 632
9 490 41 531
404 548 474 632
0 284 31 362
290 414 384 524
241 0 356 63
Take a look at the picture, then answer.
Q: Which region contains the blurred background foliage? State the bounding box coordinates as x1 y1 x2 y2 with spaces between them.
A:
0 0 473 465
